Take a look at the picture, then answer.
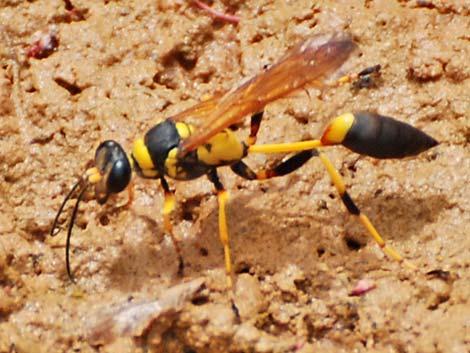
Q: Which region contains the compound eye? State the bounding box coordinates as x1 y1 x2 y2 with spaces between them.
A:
94 140 131 203
107 157 131 194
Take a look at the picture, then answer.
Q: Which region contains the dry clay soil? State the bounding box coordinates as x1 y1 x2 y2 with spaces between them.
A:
0 1 469 352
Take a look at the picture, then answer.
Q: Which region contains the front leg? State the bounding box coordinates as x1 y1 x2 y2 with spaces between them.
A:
160 176 184 275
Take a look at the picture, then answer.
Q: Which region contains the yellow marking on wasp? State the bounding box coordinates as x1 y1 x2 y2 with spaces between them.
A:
163 190 176 231
197 129 245 166
246 136 257 146
133 139 154 170
321 112 355 145
132 138 159 177
165 148 187 179
175 122 194 139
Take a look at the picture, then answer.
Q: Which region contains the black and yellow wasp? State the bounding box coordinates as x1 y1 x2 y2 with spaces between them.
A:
51 32 437 285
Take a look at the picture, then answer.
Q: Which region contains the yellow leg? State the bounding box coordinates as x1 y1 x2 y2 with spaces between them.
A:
217 189 233 289
163 190 176 238
248 140 323 154
317 152 419 271
215 187 240 316
206 169 235 290
161 177 184 274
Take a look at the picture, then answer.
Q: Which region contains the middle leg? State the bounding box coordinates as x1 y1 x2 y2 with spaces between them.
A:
206 168 234 289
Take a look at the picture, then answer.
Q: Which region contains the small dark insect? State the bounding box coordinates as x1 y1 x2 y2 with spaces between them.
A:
352 64 382 89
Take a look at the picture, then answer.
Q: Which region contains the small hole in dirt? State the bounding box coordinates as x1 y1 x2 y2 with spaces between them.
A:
347 163 357 173
54 78 82 95
317 247 325 257
64 0 74 10
374 188 383 197
198 71 213 84
317 200 328 211
182 211 194 221
235 262 251 274
294 278 311 293
345 236 362 251
99 214 110 226
305 316 330 341
191 295 210 306
199 247 208 256
426 151 439 161
174 51 197 70
153 69 179 90
6 254 14 265
328 193 335 199
294 116 309 125
181 197 201 221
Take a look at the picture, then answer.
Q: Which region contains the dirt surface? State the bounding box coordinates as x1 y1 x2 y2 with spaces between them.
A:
0 1 469 352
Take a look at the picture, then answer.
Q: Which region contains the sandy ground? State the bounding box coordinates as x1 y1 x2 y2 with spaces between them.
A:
0 1 469 352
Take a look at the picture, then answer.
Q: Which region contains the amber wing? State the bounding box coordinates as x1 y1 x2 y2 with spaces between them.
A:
178 31 358 153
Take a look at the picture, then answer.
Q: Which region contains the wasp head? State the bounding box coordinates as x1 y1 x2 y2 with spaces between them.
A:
50 140 131 282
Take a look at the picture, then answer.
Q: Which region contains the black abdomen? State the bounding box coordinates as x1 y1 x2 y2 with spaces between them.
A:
343 112 438 159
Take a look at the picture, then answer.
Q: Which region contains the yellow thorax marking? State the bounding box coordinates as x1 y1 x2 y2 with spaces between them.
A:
165 148 187 179
175 122 193 139
197 129 244 165
132 138 159 177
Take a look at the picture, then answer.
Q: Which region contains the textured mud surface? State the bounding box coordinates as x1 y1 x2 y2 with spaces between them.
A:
0 1 469 352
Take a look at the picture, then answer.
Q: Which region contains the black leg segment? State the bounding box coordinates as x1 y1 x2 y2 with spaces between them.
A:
231 150 318 181
246 111 264 146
